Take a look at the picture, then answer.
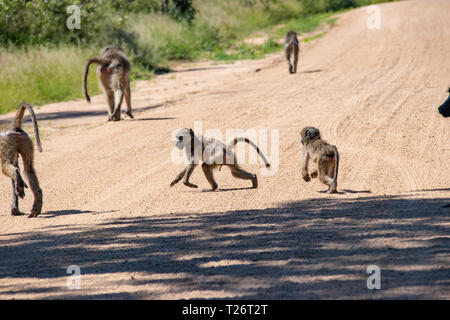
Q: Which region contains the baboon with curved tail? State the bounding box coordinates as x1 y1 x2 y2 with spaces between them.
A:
0 102 43 217
170 128 271 191
83 45 134 121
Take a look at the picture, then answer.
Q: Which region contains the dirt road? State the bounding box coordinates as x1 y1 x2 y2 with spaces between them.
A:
0 0 449 299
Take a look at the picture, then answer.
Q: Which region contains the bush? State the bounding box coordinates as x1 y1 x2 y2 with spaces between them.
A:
0 0 129 47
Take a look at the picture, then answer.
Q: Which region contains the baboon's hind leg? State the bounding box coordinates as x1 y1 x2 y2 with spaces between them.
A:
124 82 133 119
202 162 219 191
286 49 293 73
111 89 124 122
10 158 21 216
229 164 258 188
19 140 43 218
2 148 27 202
318 158 336 193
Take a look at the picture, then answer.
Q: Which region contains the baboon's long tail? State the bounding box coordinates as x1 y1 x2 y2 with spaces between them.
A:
83 58 110 103
10 102 43 152
227 137 271 168
333 145 339 183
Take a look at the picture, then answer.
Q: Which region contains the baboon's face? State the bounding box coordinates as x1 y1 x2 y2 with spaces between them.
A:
438 89 450 118
300 127 321 145
100 45 121 56
175 129 191 150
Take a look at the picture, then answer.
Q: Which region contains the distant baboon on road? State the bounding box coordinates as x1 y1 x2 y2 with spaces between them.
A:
83 45 134 121
0 102 43 217
438 88 450 117
285 30 300 74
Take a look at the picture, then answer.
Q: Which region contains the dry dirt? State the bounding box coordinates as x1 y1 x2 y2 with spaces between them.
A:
0 0 449 299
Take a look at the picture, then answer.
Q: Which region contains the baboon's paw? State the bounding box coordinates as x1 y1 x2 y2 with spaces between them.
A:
183 181 198 189
251 175 258 189
126 111 134 119
15 179 28 199
310 171 318 179
28 209 41 218
303 174 311 182
11 208 22 216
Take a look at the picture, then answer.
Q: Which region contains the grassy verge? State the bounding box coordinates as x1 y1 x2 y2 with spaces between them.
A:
0 46 100 114
0 0 396 114
212 11 339 61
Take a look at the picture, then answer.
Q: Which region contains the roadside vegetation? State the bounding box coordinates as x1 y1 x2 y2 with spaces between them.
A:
0 0 396 114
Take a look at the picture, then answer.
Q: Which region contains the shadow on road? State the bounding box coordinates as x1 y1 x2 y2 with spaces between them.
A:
0 103 169 125
0 195 448 299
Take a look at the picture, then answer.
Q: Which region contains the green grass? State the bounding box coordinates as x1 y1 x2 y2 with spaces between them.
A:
0 0 397 114
0 46 101 114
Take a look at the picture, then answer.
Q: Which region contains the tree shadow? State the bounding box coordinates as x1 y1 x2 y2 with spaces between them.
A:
342 189 372 194
299 69 322 74
42 210 118 218
172 66 229 74
0 195 448 299
1 103 170 124
132 117 175 122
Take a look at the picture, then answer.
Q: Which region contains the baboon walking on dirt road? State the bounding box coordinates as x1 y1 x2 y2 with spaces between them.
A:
300 127 339 194
83 45 134 121
0 102 43 217
285 30 300 74
170 128 271 191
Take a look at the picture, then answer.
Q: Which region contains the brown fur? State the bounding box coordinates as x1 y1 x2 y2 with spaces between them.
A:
0 102 43 217
285 30 300 74
170 128 270 191
83 45 133 121
300 126 339 193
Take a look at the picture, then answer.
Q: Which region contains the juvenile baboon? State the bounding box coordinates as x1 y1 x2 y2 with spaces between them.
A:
83 45 134 121
438 88 450 117
0 102 43 217
285 30 300 74
170 128 271 191
300 126 339 194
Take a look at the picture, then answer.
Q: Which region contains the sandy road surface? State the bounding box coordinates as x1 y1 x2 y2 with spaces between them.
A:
0 0 449 299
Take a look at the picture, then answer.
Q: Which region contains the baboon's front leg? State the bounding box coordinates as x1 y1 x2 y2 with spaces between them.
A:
301 150 311 182
106 90 115 121
293 49 299 73
183 162 198 188
286 50 293 74
170 168 186 187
